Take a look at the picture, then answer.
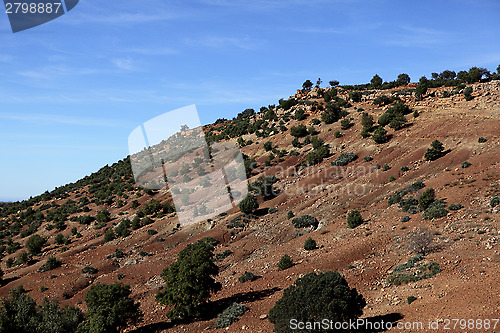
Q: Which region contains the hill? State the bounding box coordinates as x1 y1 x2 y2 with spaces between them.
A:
0 68 499 332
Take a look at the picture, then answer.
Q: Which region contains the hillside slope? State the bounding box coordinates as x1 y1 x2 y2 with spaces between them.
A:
0 79 499 332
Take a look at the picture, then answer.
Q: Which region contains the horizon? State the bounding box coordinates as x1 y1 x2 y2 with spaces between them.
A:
1 0 500 202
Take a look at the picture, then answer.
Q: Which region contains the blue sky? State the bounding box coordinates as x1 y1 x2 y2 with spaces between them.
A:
1 0 499 201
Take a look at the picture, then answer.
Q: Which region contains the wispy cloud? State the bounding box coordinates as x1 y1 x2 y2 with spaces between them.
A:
111 58 137 71
0 112 123 127
17 65 99 80
120 47 178 56
185 36 263 50
384 26 449 47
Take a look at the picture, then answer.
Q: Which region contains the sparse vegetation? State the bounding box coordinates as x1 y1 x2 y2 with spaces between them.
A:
277 254 293 271
292 215 319 229
304 237 317 250
347 209 363 228
215 302 249 329
407 228 433 255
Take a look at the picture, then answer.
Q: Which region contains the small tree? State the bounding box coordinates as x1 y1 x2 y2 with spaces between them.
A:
370 74 383 88
418 188 435 211
424 140 445 161
304 237 317 250
349 91 362 102
396 73 411 86
290 125 308 138
464 86 473 101
156 239 221 319
302 80 313 92
25 234 47 255
407 227 433 255
238 194 259 214
268 271 365 333
78 283 142 333
277 254 293 271
372 126 388 144
263 141 272 151
347 209 363 228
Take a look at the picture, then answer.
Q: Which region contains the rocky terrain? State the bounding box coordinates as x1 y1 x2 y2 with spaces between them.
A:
0 78 499 332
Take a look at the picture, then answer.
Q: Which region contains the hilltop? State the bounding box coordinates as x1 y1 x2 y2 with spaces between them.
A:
0 68 499 332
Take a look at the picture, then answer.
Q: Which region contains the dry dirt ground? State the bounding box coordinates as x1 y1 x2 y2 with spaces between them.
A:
1 81 499 332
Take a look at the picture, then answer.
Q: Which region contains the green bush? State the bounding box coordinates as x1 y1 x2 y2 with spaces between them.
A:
478 137 487 143
331 153 357 166
238 271 260 283
424 140 445 161
156 239 221 319
287 211 294 219
407 296 417 304
464 86 473 101
82 266 98 275
489 197 500 207
215 302 249 329
461 161 471 168
215 249 233 261
238 194 259 214
277 254 293 271
401 165 409 172
388 175 396 182
382 164 390 171
306 145 329 165
104 229 116 242
401 215 410 222
372 126 388 144
347 209 363 228
25 234 47 255
363 155 373 162
304 237 317 250
292 215 319 229
78 282 142 333
290 125 308 138
38 256 62 272
268 272 365 333
418 188 435 211
0 285 83 333
448 203 464 211
334 130 343 138
423 200 448 219
349 91 362 102
340 118 352 130
263 141 272 151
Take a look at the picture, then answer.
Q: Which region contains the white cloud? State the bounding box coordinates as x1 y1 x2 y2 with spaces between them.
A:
112 58 137 71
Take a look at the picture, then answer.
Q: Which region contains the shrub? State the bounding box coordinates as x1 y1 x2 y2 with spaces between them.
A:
331 153 357 166
215 302 249 329
413 110 419 118
238 271 260 283
478 137 487 143
490 197 500 207
461 161 471 168
423 199 448 219
334 130 343 138
156 239 221 319
388 175 396 182
418 188 435 211
347 209 363 228
268 207 277 214
25 234 47 255
407 296 417 304
372 126 388 144
401 215 410 222
104 229 116 242
290 125 308 138
78 282 142 333
424 140 445 161
82 266 98 275
215 249 233 261
304 237 317 250
382 164 390 171
263 141 272 151
277 254 293 271
363 155 373 162
361 112 374 130
407 227 432 255
340 118 352 130
287 211 294 219
292 215 319 229
39 256 62 272
268 272 365 333
448 203 464 211
238 194 259 214
401 165 409 172
463 86 473 101
0 285 83 332
349 91 362 102
306 145 329 165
